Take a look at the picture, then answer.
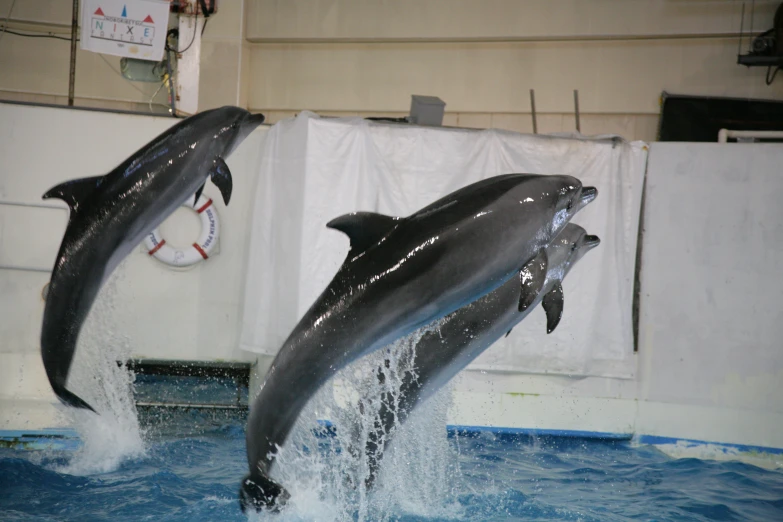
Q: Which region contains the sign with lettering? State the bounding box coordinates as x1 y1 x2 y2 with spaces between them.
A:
80 0 170 61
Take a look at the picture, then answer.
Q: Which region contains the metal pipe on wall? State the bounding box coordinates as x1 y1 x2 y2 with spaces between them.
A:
529 89 538 134
0 200 67 211
247 32 748 45
0 264 52 274
573 89 581 133
68 0 79 106
165 48 177 115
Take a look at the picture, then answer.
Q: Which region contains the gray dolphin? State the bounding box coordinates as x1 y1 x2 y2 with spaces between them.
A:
40 106 265 412
359 222 601 487
240 173 597 512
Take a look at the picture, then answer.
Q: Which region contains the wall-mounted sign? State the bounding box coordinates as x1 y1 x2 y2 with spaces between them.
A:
80 0 171 61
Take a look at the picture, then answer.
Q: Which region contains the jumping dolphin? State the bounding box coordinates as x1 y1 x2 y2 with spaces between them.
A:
359 222 601 487
40 106 265 412
240 173 598 512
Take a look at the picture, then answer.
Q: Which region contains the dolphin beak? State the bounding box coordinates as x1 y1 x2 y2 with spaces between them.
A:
583 234 601 250
580 186 598 207
239 112 266 137
225 113 266 156
245 112 266 126
240 113 266 136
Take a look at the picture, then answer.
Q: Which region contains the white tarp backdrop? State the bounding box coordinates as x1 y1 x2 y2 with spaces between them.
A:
240 112 647 378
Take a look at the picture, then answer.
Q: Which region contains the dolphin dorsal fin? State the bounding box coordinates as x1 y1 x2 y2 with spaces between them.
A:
518 250 548 312
326 211 400 253
42 175 103 213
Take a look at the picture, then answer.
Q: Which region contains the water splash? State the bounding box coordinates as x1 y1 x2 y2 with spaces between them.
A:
258 319 465 521
53 264 146 475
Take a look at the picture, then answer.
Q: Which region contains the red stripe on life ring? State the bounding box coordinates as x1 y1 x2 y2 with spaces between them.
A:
196 199 213 214
148 239 166 256
192 243 209 260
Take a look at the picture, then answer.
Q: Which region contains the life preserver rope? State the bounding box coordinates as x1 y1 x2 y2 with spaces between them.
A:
144 194 220 267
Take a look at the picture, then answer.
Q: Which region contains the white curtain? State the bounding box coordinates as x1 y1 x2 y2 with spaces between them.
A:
240 111 647 378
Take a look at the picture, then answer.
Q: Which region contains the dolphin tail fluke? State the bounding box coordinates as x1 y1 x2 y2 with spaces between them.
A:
53 385 98 413
209 158 232 205
239 473 290 513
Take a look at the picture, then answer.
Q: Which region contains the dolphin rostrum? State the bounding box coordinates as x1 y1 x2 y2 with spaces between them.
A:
240 173 597 512
359 222 601 488
40 106 265 412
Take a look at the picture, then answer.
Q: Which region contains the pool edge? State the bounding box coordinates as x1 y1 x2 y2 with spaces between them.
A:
5 425 782 464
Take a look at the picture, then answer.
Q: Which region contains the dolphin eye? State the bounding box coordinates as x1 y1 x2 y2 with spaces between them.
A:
566 200 573 211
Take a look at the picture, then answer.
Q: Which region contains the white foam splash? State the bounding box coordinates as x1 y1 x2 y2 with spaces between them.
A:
644 441 783 471
53 264 147 476
203 496 235 505
256 319 465 522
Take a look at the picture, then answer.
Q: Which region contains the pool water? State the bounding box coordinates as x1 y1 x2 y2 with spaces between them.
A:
2 410 783 522
3 322 781 522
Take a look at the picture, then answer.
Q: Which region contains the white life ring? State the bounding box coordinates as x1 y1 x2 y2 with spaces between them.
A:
144 194 220 267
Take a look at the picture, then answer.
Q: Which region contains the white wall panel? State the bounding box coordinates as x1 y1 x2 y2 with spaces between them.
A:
638 143 783 414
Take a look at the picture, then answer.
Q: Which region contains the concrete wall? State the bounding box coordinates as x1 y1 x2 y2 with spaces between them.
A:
3 1 782 142
0 0 171 112
0 0 248 113
0 102 267 426
246 0 783 141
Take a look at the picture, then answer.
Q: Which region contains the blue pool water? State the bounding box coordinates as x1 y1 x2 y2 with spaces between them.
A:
2 412 783 522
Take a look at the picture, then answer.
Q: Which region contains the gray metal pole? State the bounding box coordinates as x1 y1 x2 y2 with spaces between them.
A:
68 0 79 106
573 89 581 133
529 89 538 134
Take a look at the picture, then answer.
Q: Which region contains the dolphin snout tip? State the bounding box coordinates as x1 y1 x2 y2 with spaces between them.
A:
580 186 598 206
584 234 601 249
245 112 266 126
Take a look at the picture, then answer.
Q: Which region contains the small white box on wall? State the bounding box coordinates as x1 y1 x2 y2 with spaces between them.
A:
80 0 171 61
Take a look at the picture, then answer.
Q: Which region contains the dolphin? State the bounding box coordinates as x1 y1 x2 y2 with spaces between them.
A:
358 222 601 488
240 173 598 512
40 106 265 412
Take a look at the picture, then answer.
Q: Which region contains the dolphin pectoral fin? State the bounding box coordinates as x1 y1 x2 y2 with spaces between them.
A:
518 250 548 312
326 212 400 253
505 328 513 338
42 175 104 213
542 282 564 334
194 183 206 206
209 157 233 205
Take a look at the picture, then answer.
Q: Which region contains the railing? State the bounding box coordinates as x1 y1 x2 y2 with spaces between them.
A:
717 129 783 143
